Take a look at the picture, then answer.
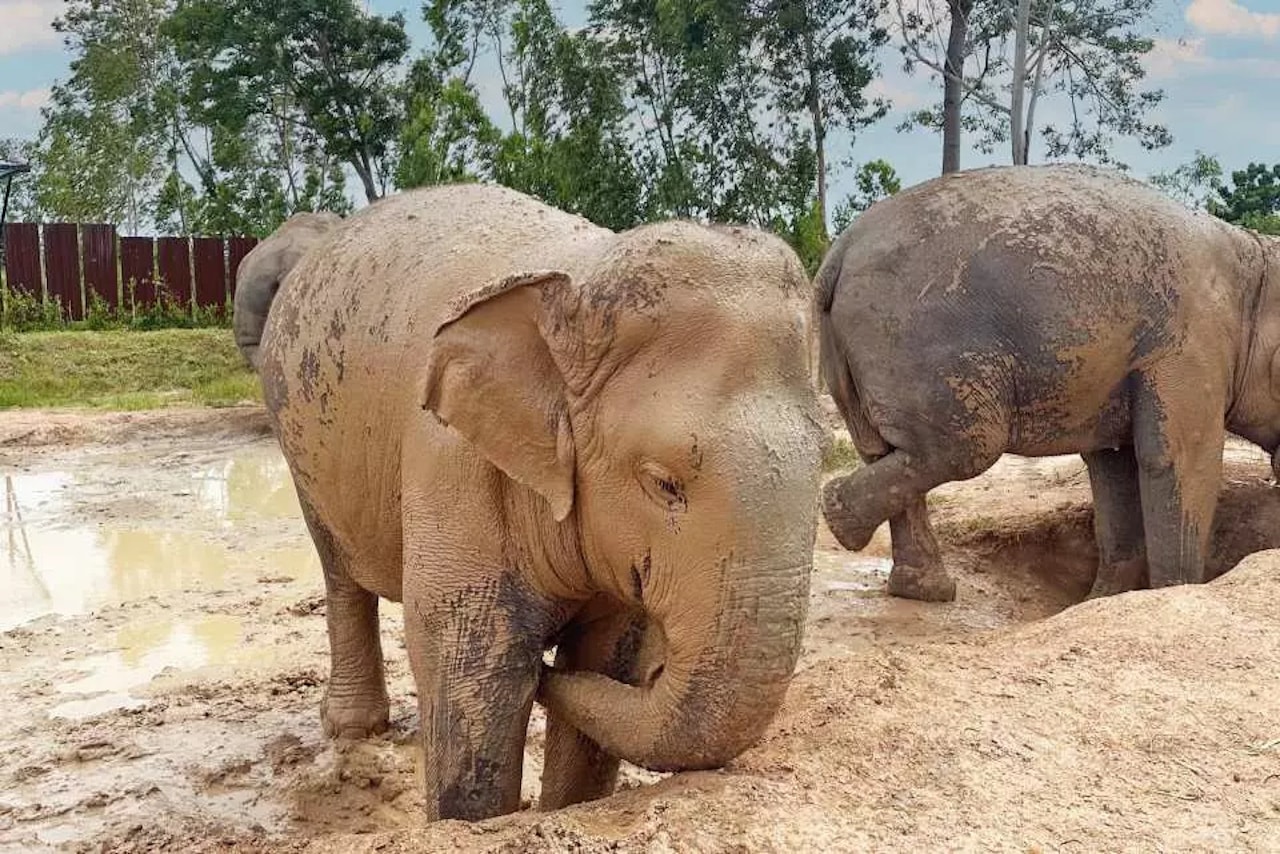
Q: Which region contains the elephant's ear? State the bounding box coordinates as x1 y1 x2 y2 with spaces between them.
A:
420 271 577 522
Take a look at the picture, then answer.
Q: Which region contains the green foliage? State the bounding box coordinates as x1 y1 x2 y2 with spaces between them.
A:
0 289 64 332
165 0 410 204
898 0 1169 168
1209 163 1280 233
832 159 901 232
1149 151 1223 209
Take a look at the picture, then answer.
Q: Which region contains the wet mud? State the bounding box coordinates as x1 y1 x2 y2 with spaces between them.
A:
2 410 1279 852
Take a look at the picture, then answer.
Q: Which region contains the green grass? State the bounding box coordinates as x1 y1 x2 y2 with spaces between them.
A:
0 328 261 410
823 434 862 472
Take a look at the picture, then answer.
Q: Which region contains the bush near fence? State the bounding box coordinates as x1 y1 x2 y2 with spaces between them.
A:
0 223 258 331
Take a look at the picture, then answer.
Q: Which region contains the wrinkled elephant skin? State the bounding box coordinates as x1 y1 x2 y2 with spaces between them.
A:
247 185 824 822
818 164 1280 603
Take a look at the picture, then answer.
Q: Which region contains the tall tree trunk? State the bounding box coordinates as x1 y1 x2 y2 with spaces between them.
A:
353 154 380 202
1010 0 1031 165
942 0 972 174
805 32 827 234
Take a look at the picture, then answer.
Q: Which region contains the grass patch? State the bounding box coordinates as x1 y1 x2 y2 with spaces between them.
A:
823 434 862 472
0 329 261 410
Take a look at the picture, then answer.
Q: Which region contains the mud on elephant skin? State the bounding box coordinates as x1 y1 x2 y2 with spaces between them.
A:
247 184 826 822
233 211 343 371
817 164 1280 603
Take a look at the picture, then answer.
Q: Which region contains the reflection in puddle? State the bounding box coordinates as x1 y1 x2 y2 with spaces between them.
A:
813 552 892 597
1 445 316 632
51 615 244 719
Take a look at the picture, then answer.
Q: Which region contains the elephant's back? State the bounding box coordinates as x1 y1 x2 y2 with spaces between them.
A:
825 165 1250 453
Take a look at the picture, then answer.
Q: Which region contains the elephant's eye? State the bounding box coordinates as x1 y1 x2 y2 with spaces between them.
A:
637 461 688 513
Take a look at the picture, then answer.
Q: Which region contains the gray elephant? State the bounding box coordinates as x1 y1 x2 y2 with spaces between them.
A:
818 164 1279 602
232 211 342 370
236 185 824 821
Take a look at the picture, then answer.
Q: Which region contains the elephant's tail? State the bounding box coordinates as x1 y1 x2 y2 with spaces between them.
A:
232 212 342 371
814 240 891 460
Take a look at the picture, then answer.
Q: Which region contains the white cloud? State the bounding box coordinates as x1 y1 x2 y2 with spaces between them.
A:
1144 38 1213 79
866 70 933 112
0 87 51 110
0 1 62 56
1186 0 1280 40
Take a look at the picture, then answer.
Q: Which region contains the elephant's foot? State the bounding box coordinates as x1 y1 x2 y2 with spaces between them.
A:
822 477 881 551
887 563 956 602
1085 556 1147 600
320 691 390 739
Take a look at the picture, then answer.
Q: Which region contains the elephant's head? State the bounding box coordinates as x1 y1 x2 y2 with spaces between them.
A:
233 211 343 370
421 221 824 772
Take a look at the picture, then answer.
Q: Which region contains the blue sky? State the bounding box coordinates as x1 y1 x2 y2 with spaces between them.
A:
1 0 1277 207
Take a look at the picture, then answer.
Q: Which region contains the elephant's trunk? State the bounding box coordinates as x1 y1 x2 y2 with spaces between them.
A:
538 557 809 771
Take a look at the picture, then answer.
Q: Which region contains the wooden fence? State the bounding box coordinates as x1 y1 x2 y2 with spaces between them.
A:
1 222 259 319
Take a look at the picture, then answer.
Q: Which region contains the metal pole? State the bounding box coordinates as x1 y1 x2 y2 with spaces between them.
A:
0 175 12 268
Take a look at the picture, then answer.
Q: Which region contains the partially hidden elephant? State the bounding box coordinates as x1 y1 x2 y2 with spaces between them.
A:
236 184 825 821
818 164 1280 603
233 211 342 370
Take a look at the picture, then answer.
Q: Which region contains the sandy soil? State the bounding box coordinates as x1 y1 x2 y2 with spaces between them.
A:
2 407 1279 853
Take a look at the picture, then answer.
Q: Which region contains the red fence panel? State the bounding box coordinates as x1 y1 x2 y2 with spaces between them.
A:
157 237 192 307
43 223 82 319
81 223 118 310
120 237 157 308
2 223 41 296
192 237 227 309
226 236 258 298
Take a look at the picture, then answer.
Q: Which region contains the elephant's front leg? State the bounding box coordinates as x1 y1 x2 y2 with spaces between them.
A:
1083 447 1148 598
404 567 560 821
539 603 660 810
1132 367 1225 588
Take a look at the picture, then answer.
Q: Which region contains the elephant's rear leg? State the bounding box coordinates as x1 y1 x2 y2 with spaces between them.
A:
298 498 389 738
539 604 660 810
823 445 993 602
1083 447 1149 598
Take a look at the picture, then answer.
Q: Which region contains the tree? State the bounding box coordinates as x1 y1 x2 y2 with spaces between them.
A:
756 0 889 230
898 0 1170 172
1148 151 1222 209
832 158 902 230
394 0 501 190
1210 163 1280 236
23 0 174 230
165 0 410 203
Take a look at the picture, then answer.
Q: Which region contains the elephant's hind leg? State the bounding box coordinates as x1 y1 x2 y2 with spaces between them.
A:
887 497 955 602
1083 447 1149 598
823 445 994 602
299 497 389 738
539 604 658 810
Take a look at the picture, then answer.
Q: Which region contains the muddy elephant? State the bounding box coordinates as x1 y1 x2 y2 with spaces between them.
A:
232 211 342 370
818 164 1280 602
239 185 824 821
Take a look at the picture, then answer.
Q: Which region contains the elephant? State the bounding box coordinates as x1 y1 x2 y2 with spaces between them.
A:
232 211 342 370
237 184 825 822
817 164 1279 603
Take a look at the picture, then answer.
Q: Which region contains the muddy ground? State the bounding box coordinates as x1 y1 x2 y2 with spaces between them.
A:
1 407 1278 852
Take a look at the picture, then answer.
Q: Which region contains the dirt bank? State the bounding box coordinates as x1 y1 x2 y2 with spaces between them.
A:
1 408 1278 852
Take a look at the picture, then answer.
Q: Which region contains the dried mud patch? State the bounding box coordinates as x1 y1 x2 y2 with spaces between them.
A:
3 409 1280 852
